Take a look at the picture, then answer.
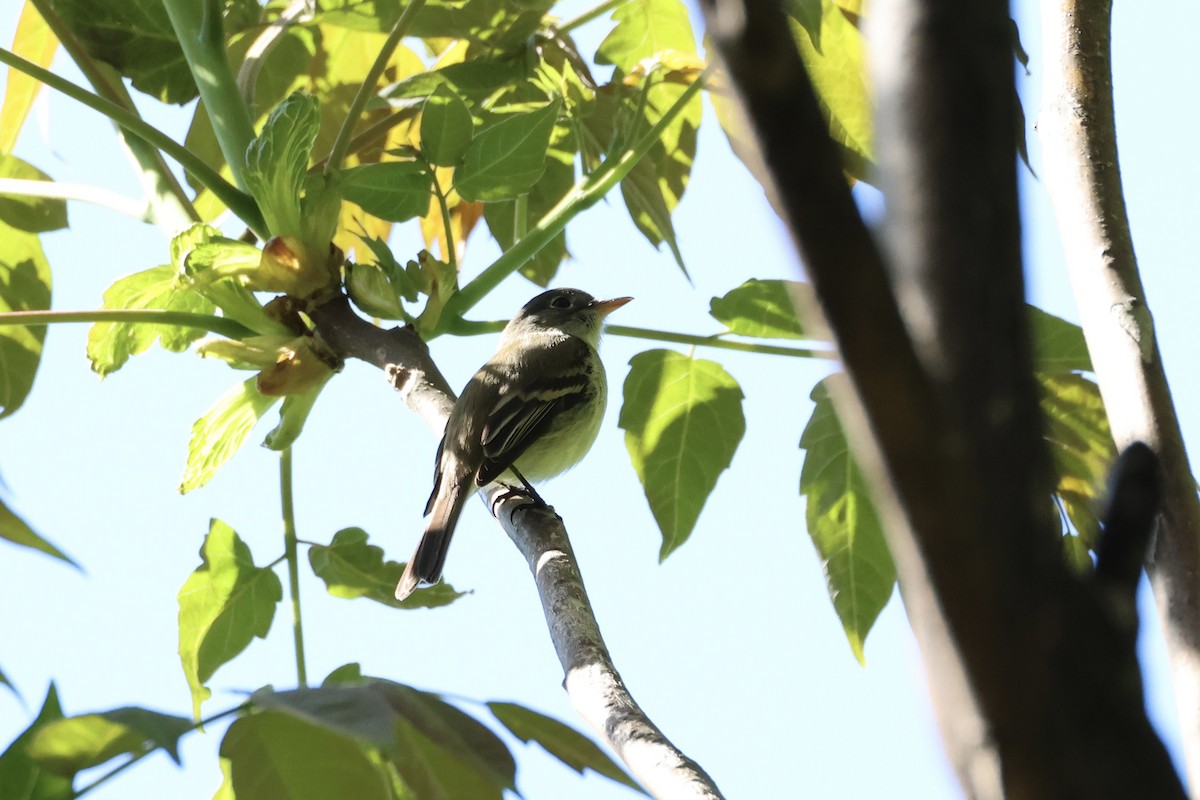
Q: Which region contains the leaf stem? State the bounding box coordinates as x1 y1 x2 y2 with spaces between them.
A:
161 0 257 192
0 309 254 340
0 46 266 236
326 0 428 173
556 0 625 34
446 317 835 358
280 447 307 688
430 165 458 272
0 177 148 221
439 69 710 328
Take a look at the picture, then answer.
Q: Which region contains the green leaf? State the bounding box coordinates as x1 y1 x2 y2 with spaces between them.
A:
1028 305 1091 373
619 350 745 558
0 495 77 567
178 519 283 720
342 162 432 223
482 127 575 287
245 92 321 237
86 265 218 377
454 99 562 202
421 85 475 166
252 682 516 798
0 219 50 419
0 684 71 800
1040 372 1114 551
46 0 197 103
386 58 530 104
596 0 697 73
799 374 897 664
221 712 391 800
28 708 192 776
783 0 874 182
710 279 828 340
346 262 405 319
0 156 67 233
620 155 685 272
308 527 465 609
263 381 330 451
0 666 14 697
180 378 280 494
488 702 644 793
0 2 58 154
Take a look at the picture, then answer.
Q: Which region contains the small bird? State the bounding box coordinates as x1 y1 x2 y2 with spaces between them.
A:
395 288 632 600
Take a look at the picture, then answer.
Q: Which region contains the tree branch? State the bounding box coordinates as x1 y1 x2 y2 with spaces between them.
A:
701 0 1184 795
1038 2 1200 792
306 294 724 799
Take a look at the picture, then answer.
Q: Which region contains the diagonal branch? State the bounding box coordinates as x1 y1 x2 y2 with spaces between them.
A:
700 0 1184 795
1038 0 1200 792
307 295 724 799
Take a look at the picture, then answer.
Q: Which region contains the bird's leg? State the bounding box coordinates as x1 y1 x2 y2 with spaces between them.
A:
490 467 555 522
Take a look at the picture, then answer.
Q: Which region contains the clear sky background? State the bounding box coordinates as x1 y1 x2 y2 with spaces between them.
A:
1 1 1197 798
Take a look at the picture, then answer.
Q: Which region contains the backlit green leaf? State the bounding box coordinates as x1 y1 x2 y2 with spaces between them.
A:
86 265 217 377
0 496 77 567
0 156 67 232
488 702 644 793
0 219 50 419
421 85 475 166
1040 372 1114 551
709 279 828 340
620 155 685 272
342 162 432 223
252 682 516 798
47 0 196 103
180 378 280 494
0 684 71 800
784 0 874 182
1028 305 1091 373
221 712 391 800
308 527 465 609
178 519 282 720
455 100 562 202
596 0 697 72
619 350 745 558
799 374 896 664
28 708 192 776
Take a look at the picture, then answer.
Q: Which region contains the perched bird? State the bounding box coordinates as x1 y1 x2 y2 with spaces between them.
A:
395 288 632 600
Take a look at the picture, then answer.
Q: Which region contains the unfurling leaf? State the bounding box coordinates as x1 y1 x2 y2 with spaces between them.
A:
180 378 279 493
178 519 282 720
454 100 562 202
488 702 644 793
28 708 192 776
709 278 829 340
0 219 50 418
799 374 897 664
86 265 216 377
308 528 465 609
244 92 320 238
619 350 745 558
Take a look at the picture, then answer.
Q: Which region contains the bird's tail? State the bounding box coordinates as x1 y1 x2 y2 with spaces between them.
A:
395 483 467 601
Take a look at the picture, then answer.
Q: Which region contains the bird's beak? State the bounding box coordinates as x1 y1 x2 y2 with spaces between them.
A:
590 296 633 317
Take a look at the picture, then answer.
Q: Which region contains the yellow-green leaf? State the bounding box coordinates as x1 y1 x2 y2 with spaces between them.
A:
1 2 58 154
180 378 280 493
421 85 475 166
0 495 77 567
454 100 562 202
799 374 896 664
0 155 67 233
619 350 745 558
28 708 192 776
178 519 282 719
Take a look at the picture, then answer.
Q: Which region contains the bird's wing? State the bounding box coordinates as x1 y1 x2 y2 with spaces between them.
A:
477 338 592 486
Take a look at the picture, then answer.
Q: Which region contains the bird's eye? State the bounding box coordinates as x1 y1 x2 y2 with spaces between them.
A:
551 295 572 309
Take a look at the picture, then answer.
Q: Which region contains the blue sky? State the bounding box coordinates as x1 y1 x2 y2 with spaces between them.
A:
1 1 1197 798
